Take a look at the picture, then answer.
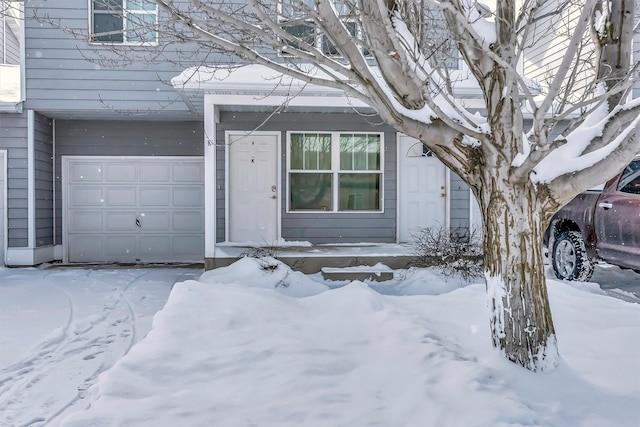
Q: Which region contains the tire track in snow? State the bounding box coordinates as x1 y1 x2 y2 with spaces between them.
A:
0 270 81 407
0 268 166 427
603 288 640 304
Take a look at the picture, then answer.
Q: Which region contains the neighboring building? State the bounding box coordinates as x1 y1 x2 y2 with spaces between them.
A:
0 1 631 270
522 1 596 105
0 0 21 106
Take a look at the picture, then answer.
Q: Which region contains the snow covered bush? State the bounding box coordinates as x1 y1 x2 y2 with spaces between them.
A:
239 246 279 263
411 225 483 280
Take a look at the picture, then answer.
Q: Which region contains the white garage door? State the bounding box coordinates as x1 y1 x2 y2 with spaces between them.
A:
0 151 5 266
64 157 204 263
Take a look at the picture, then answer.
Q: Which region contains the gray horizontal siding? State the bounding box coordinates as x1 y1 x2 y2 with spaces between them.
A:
55 120 204 155
34 112 53 247
216 111 397 244
0 112 29 247
24 0 217 118
215 143 226 243
54 119 204 244
0 149 3 264
449 173 470 230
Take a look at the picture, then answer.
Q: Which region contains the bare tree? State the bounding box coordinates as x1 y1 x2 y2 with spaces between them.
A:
36 0 640 371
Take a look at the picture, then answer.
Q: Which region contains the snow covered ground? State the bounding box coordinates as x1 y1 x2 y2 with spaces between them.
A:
0 260 638 426
0 266 201 426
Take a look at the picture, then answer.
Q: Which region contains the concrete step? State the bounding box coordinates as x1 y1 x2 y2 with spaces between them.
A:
321 263 394 282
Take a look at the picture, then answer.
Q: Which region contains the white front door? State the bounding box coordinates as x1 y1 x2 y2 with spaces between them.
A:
228 133 279 243
398 135 447 242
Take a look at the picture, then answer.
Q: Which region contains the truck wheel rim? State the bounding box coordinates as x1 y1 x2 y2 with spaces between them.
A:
555 240 576 277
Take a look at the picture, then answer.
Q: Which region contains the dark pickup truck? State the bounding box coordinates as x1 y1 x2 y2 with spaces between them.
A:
547 157 640 281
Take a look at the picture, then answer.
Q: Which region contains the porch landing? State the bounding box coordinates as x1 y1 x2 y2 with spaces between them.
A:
206 243 417 274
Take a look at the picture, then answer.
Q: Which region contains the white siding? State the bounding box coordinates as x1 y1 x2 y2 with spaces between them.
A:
522 1 595 102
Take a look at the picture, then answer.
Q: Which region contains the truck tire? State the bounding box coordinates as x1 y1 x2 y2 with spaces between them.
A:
551 231 594 281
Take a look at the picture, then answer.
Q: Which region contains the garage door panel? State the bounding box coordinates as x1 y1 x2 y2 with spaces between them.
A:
69 187 103 207
174 163 203 182
106 163 136 182
139 163 170 183
68 211 103 232
105 187 136 206
69 162 102 182
173 187 204 207
68 235 103 261
105 236 137 261
139 212 170 230
173 211 203 231
105 212 137 232
173 236 205 258
66 157 204 263
139 236 171 259
139 187 171 206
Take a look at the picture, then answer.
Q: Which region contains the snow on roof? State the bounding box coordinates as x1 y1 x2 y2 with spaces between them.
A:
173 64 338 94
171 63 484 115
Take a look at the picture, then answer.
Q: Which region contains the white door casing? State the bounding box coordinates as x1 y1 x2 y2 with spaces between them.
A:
227 133 279 243
0 151 6 265
470 191 483 235
397 135 447 242
63 157 204 263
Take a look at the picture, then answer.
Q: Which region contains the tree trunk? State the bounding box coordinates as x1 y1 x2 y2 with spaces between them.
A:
593 0 635 108
476 180 559 371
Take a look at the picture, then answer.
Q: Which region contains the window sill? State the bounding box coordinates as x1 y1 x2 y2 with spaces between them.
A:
286 209 385 214
89 40 159 47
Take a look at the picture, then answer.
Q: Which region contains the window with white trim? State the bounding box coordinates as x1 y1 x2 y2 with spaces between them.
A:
288 132 383 212
91 0 157 44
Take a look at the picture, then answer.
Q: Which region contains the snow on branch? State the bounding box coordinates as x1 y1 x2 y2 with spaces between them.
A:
532 96 640 184
388 12 489 139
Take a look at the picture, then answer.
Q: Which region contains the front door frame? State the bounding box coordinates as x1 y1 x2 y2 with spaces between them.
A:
396 134 450 243
225 131 281 244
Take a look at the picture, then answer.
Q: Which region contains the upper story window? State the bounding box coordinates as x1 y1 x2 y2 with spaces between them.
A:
279 0 364 57
91 0 157 44
288 132 383 212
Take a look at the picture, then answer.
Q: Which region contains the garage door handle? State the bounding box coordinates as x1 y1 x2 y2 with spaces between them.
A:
136 218 141 227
